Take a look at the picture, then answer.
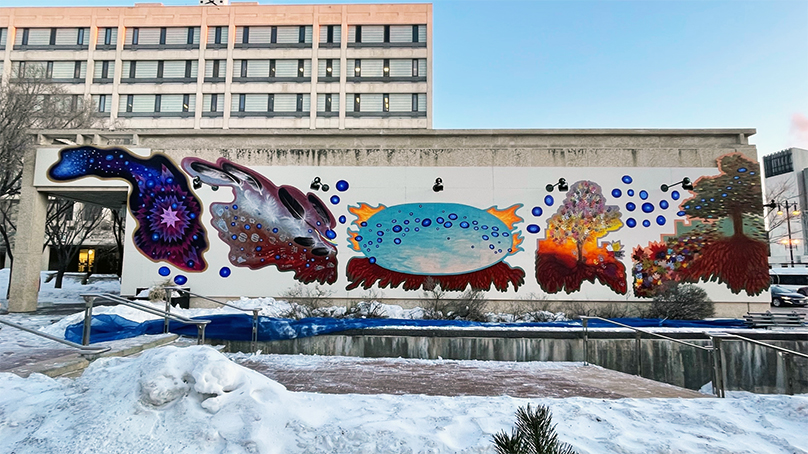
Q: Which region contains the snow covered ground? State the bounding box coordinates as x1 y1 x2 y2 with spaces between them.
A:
0 268 121 310
0 345 806 454
2 269 808 453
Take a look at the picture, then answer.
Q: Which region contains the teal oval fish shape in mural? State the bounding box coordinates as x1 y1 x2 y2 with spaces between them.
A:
347 202 524 276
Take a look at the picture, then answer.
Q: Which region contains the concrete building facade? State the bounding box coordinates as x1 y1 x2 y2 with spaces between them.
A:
763 147 808 266
0 3 432 130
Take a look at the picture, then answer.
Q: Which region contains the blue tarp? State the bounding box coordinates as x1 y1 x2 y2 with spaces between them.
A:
64 313 749 345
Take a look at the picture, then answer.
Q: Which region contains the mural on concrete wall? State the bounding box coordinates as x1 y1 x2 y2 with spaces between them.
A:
182 158 338 285
48 146 207 273
535 180 627 294
345 203 525 291
632 153 769 296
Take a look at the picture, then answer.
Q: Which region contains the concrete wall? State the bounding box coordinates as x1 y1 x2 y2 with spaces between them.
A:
222 331 808 394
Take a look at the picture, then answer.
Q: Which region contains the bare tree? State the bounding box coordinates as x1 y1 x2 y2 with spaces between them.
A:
764 179 801 246
0 66 98 270
44 198 107 289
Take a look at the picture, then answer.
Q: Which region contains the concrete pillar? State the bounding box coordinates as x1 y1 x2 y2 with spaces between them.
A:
8 146 47 312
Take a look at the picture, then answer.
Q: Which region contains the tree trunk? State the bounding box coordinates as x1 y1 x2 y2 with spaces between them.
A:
55 266 66 289
731 210 744 238
576 242 585 264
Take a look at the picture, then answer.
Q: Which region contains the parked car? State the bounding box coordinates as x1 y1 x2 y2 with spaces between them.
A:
771 285 808 307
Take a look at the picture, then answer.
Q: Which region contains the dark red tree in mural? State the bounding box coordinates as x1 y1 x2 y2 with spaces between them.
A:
536 181 627 294
632 153 769 296
677 153 769 294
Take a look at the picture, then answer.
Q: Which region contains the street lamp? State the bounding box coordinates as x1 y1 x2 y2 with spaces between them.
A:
765 199 802 267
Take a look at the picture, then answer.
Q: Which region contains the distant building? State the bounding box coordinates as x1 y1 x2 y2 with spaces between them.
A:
0 3 432 130
763 147 808 266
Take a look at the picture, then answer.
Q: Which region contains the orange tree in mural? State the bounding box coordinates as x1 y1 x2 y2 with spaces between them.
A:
678 154 769 294
536 180 627 294
632 153 768 296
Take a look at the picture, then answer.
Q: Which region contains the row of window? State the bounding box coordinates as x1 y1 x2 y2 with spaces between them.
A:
93 93 426 116
2 24 426 50
12 59 427 83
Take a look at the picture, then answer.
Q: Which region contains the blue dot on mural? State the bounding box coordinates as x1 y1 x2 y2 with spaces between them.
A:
738 167 747 173
639 190 649 200
656 215 666 226
544 195 554 206
460 221 470 228
436 217 445 224
449 213 458 220
622 175 633 184
532 206 543 216
527 224 541 234
174 275 188 285
627 218 637 228
628 189 635 197
369 257 376 264
394 238 401 244
660 200 669 209
482 235 489 241
187 260 195 268
219 267 231 278
377 231 384 236
355 235 363 242
422 218 432 227
489 244 495 249
325 229 337 239
642 203 654 213
642 220 651 227
671 190 680 200
611 189 622 198
330 195 340 205
393 225 402 233
158 266 170 276
339 215 346 224
678 211 686 216
444 222 452 228
336 180 349 191
626 202 636 212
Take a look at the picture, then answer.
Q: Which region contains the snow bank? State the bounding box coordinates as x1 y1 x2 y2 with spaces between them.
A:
1 346 808 454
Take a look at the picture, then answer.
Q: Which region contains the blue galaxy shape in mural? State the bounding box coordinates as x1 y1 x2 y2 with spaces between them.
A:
346 202 525 291
181 157 338 285
48 146 207 272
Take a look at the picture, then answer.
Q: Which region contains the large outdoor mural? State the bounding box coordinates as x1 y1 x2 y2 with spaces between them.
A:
345 203 525 291
47 146 207 272
182 158 339 285
44 145 769 301
535 181 627 294
631 153 769 296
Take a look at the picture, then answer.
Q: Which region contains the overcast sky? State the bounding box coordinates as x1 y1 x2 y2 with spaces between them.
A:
4 0 807 157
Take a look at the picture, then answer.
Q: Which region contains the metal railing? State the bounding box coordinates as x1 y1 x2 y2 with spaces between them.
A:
81 293 211 345
580 316 723 397
164 287 260 353
0 317 111 356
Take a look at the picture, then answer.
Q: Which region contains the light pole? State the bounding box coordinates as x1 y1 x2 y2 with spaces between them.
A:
765 199 801 267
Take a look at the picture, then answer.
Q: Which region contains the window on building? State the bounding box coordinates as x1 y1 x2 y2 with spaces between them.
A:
412 25 419 43
764 150 794 178
132 28 139 45
298 59 304 77
355 25 362 43
412 59 419 77
45 61 53 79
354 94 360 112
271 26 278 44
126 94 134 112
17 61 26 78
326 59 333 77
384 25 390 43
240 60 248 78
296 93 303 112
214 26 223 45
97 94 107 112
325 94 332 112
298 26 305 43
182 94 190 112
159 28 167 45
157 61 164 78
154 94 162 113
73 61 82 79
210 93 218 112
412 94 418 112
187 27 195 45
383 59 390 77
129 61 136 78
104 28 113 46
326 25 334 43
21 29 29 46
49 28 56 46
242 26 249 44
101 61 110 79
185 61 193 78
383 93 389 112
269 60 276 77
354 59 361 77
212 60 220 78
238 94 246 112
77 28 85 46
268 94 274 112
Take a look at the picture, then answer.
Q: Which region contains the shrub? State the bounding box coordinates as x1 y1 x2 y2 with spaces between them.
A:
493 404 577 454
281 284 334 319
420 281 489 321
645 283 714 320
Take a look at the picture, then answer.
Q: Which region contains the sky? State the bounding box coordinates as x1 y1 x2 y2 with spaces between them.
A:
3 0 807 157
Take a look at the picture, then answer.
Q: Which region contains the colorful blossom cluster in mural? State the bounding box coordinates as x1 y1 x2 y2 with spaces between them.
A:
536 180 627 294
346 202 526 291
47 146 207 273
631 153 769 296
182 158 339 285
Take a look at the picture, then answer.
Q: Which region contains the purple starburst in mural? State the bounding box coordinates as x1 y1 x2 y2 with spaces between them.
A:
47 146 207 272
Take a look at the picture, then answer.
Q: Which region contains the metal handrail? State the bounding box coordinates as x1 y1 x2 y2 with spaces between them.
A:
579 316 724 397
717 333 808 360
81 293 211 345
0 317 111 356
164 286 260 353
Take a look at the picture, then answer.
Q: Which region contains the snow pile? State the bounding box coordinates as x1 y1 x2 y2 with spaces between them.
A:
1 346 808 454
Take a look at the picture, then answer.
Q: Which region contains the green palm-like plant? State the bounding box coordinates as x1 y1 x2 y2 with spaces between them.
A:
493 404 577 454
